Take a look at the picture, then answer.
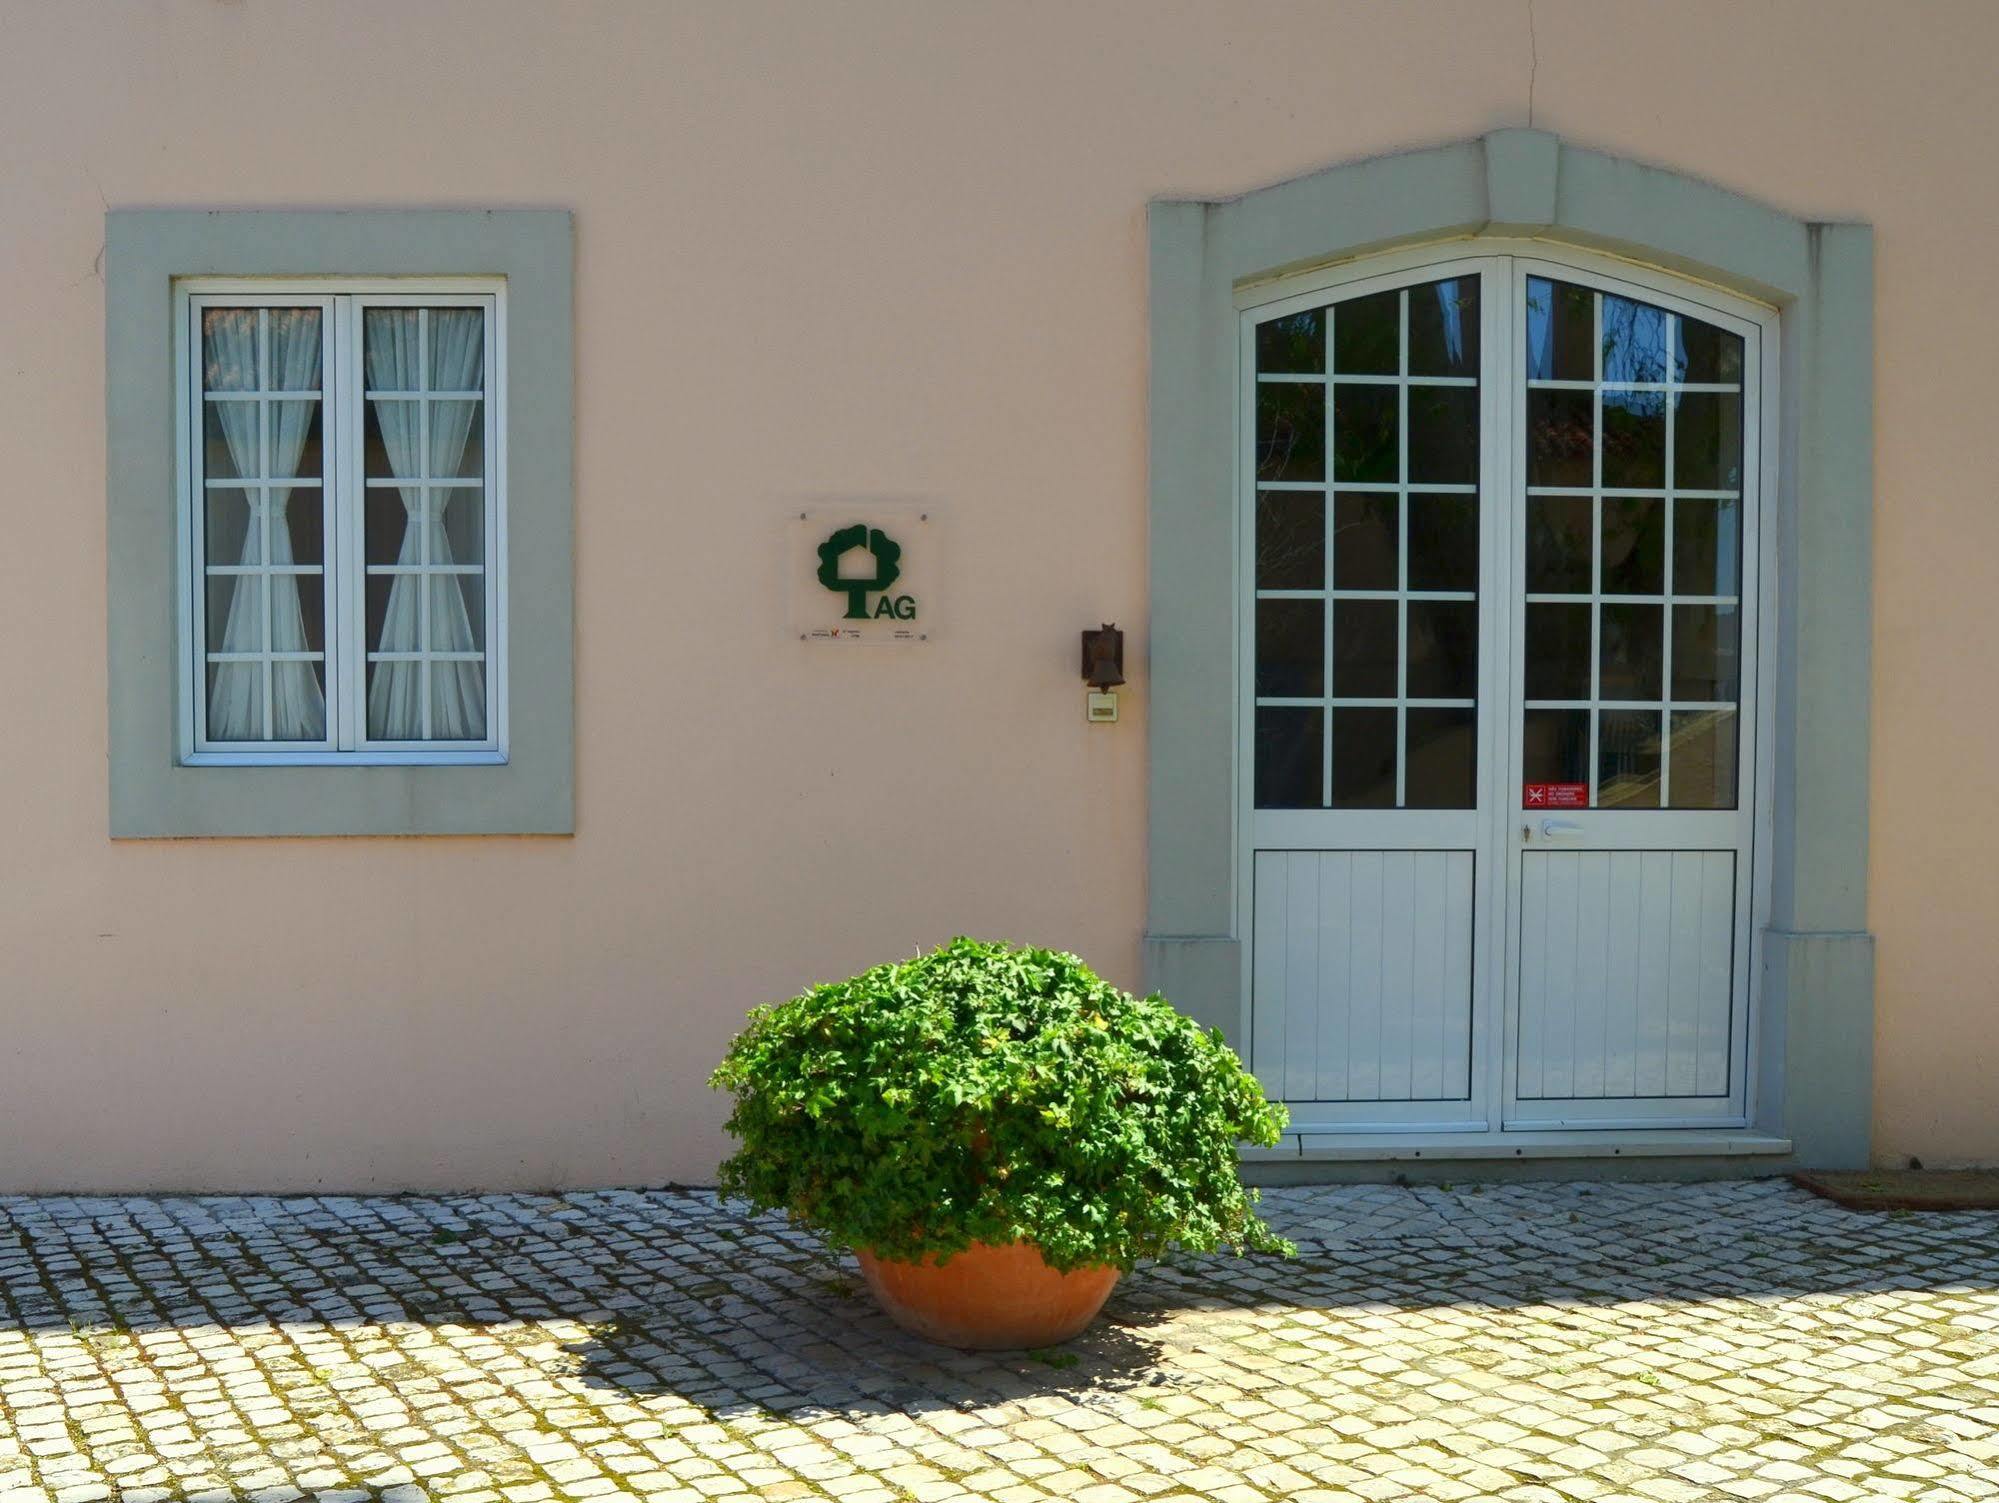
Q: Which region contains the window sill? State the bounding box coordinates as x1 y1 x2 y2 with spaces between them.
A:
181 750 507 768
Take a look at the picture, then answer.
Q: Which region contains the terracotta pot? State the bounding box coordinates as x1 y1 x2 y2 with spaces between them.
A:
854 1240 1120 1350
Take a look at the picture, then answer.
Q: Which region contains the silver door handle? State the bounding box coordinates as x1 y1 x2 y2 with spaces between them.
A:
1541 819 1585 840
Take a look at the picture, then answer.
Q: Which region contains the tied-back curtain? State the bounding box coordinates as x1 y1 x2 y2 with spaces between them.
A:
207 309 325 741
365 309 486 740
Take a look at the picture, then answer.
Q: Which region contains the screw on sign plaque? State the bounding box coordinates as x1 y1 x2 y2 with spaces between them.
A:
1524 782 1589 808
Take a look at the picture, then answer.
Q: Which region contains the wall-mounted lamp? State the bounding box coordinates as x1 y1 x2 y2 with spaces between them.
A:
1081 623 1124 722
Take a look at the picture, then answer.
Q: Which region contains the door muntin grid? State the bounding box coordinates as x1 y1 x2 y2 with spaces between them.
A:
1519 276 1746 810
1252 274 1483 812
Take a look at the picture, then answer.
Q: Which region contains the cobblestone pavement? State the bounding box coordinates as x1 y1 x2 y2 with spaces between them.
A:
2 1180 1996 1503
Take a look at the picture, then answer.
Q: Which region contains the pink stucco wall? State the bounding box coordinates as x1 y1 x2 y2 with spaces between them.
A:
0 0 1991 1187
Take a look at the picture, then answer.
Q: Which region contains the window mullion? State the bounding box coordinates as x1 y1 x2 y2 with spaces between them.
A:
336 295 364 752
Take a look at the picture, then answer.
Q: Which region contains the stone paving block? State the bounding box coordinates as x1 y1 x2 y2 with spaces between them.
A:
0 1184 1993 1501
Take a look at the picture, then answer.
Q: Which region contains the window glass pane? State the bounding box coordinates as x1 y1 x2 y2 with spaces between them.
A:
430 661 488 742
1599 602 1663 701
1256 490 1324 589
1331 599 1397 698
1525 277 1593 381
1524 603 1591 700
1600 389 1665 488
1332 289 1398 375
1674 391 1744 490
1332 493 1396 591
1673 497 1741 597
1601 497 1664 595
200 308 260 391
1526 388 1593 486
1407 385 1477 484
366 490 410 566
1406 600 1477 699
1671 604 1741 702
1332 383 1398 482
1669 709 1739 809
206 570 253 652
1408 277 1479 378
1255 707 1322 808
206 490 256 567
1255 599 1324 698
428 573 485 657
428 309 485 391
1525 494 1592 593
269 662 328 742
1256 382 1324 482
441 489 485 570
1331 709 1396 808
1407 494 1476 591
1523 708 1588 789
1600 294 1671 384
293 574 326 657
1256 309 1324 374
1598 710 1662 807
202 405 247 480
204 661 261 737
432 399 484 480
1405 707 1476 808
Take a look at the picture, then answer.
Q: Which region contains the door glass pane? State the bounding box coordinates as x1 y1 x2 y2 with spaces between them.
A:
1332 290 1398 375
1598 710 1663 807
1257 309 1324 374
1257 383 1324 481
1520 279 1747 809
1257 491 1324 589
1668 709 1739 809
1255 599 1324 697
1525 495 1592 592
1331 600 1397 697
1407 494 1476 591
1332 493 1396 590
1256 707 1322 808
1408 277 1479 378
1406 707 1476 808
1250 274 1482 811
1331 709 1396 808
1332 384 1397 482
1601 498 1664 594
1406 600 1477 699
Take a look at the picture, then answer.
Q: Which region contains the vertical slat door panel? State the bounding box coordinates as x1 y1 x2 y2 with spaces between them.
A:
1251 849 1474 1103
1516 849 1735 1100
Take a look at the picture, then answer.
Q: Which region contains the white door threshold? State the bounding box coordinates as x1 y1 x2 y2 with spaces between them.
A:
1244 1130 1794 1162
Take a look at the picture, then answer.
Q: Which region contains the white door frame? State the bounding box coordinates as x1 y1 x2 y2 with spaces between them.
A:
1232 237 1780 1143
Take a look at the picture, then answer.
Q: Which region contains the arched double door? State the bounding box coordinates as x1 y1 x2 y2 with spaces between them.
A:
1239 246 1770 1134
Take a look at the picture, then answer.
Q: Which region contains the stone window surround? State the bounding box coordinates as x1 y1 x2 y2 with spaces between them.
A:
1144 131 1874 1169
106 209 573 837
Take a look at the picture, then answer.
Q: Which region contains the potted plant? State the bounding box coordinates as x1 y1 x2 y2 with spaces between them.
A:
709 937 1293 1349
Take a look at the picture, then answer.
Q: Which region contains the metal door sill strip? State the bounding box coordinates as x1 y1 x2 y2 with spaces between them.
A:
1242 1130 1794 1161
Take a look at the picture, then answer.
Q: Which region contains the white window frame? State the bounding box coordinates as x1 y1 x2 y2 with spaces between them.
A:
174 278 509 767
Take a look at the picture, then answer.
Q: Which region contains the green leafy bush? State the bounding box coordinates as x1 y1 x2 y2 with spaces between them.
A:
709 937 1293 1271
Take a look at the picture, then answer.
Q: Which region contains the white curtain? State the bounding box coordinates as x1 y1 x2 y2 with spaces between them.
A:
366 309 486 740
207 309 325 741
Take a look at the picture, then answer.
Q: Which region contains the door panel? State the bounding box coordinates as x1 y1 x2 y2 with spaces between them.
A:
1252 849 1474 1105
1514 849 1735 1101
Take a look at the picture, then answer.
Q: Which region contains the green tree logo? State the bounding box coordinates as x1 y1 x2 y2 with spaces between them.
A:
817 524 903 620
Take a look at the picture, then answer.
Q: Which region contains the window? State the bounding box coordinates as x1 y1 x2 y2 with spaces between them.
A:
180 283 505 763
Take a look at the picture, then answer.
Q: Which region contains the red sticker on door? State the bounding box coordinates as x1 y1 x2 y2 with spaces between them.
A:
1524 782 1589 808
